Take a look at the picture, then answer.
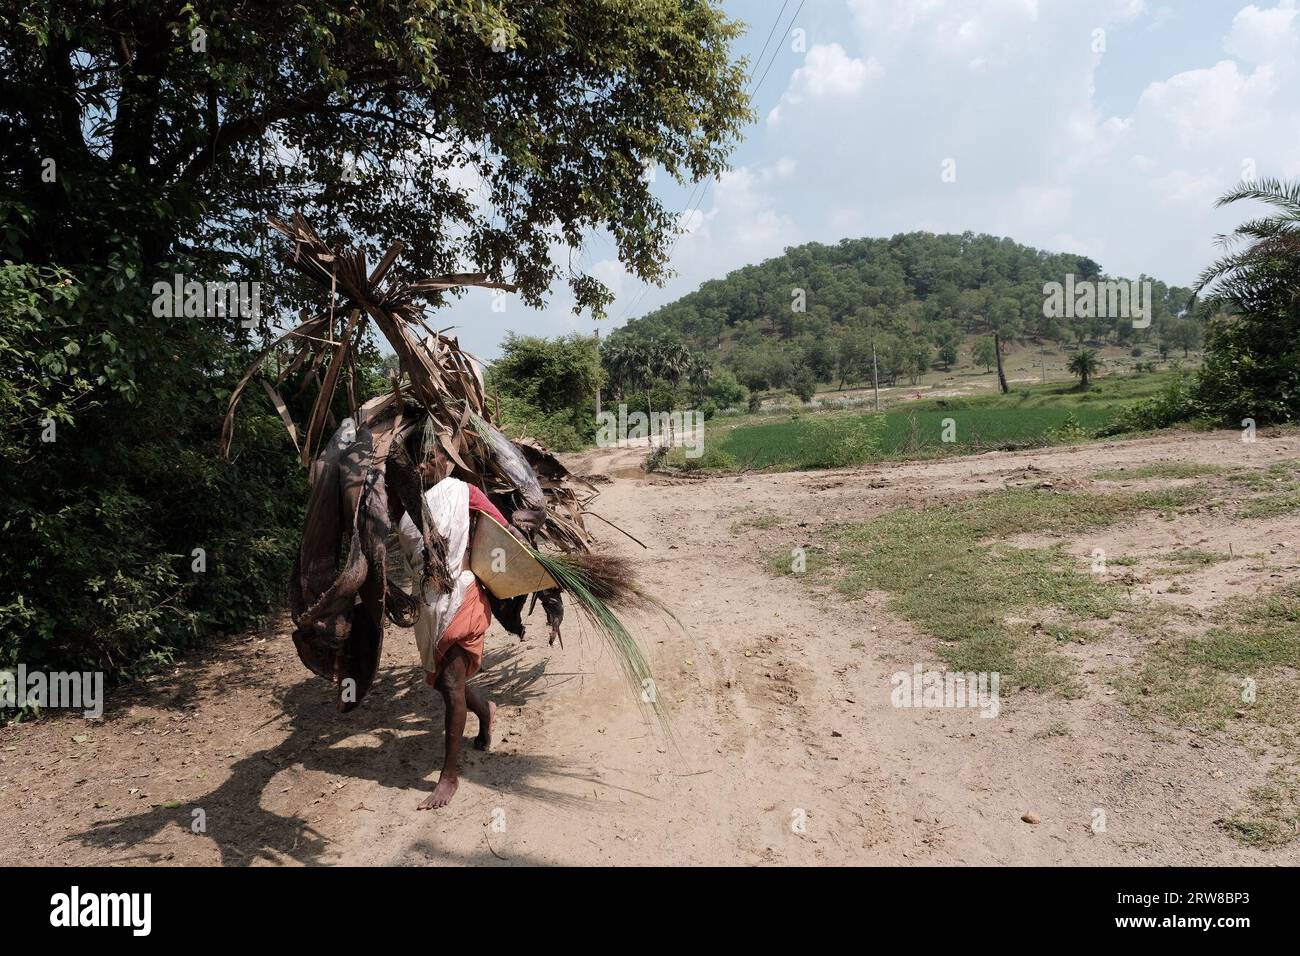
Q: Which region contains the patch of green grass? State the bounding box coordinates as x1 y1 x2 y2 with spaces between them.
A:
1240 491 1300 519
1227 459 1300 497
1124 583 1300 743
1189 586 1300 673
1042 621 1103 644
772 488 1202 694
659 444 737 472
1093 462 1225 481
1222 767 1300 848
830 534 1113 695
1162 548 1230 566
732 511 782 533
719 406 1118 470
1035 719 1073 739
765 544 832 578
1152 548 1232 574
1264 458 1300 480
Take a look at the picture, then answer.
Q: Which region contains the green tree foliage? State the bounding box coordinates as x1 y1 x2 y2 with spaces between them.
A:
835 334 871 389
877 334 910 387
618 231 1194 387
788 364 816 402
910 341 931 385
492 334 604 415
704 367 747 408
933 322 960 370
0 1 750 677
489 334 604 451
1164 318 1202 357
972 337 998 372
1068 349 1101 390
599 338 716 420
1191 179 1300 425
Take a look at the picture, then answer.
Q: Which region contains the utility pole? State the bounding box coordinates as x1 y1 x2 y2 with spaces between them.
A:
1041 342 1046 384
594 326 602 417
872 342 881 412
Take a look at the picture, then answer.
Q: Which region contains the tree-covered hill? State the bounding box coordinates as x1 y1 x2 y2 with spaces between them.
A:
611 231 1201 393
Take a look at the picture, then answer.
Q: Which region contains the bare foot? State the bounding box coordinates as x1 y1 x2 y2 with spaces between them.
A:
475 701 498 751
417 775 459 809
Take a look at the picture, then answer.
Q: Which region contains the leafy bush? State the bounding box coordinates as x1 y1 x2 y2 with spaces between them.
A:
490 388 593 452
1045 412 1089 443
788 364 817 403
705 367 747 408
1188 179 1300 425
796 414 887 469
0 265 306 677
1192 306 1300 425
485 334 607 451
1098 373 1198 435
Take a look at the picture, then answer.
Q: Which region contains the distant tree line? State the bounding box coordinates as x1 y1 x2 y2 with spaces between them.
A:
612 231 1204 395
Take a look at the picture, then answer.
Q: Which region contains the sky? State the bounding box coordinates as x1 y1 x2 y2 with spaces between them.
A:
444 0 1300 359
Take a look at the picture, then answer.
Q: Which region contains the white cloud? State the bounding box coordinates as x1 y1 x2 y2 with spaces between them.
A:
742 0 1300 292
449 0 1300 359
688 161 800 253
1224 1 1299 64
768 44 881 123
1136 59 1278 146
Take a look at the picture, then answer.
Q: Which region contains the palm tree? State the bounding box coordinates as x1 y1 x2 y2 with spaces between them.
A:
1195 178 1300 310
1068 348 1100 390
631 343 659 418
651 342 692 389
600 341 643 402
685 353 712 403
1190 178 1300 424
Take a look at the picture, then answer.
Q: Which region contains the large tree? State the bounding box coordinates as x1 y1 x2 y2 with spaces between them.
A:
3 1 750 313
0 0 750 674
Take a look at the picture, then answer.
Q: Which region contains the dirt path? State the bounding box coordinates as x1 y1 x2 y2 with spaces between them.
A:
3 430 1298 865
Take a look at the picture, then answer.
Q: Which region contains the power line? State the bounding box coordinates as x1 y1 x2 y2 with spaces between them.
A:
748 0 790 82
751 0 805 102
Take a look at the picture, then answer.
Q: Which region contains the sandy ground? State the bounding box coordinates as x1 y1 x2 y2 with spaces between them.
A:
2 428 1298 866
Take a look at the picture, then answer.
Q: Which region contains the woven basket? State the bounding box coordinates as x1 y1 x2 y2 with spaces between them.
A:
470 514 557 599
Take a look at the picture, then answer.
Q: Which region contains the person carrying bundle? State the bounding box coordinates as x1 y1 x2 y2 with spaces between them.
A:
397 453 516 810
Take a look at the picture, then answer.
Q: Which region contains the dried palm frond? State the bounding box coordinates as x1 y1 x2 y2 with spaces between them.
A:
223 212 597 552
221 213 615 710
223 214 683 727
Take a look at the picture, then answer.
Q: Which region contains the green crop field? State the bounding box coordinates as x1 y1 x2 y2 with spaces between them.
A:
678 372 1181 472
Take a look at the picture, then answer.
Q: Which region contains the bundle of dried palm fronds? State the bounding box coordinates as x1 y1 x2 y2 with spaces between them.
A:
223 213 602 710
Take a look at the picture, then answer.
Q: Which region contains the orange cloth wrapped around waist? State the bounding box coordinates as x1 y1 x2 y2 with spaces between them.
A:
427 580 492 683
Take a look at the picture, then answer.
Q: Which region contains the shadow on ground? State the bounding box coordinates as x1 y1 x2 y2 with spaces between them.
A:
66 643 609 866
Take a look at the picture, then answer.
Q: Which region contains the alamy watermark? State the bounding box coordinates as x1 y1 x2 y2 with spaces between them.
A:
152 273 262 327
50 886 150 936
1 664 103 718
890 663 1001 718
595 403 704 458
1043 274 1152 329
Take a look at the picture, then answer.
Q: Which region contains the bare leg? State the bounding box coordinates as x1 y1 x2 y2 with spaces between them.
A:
466 684 497 751
419 648 468 809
